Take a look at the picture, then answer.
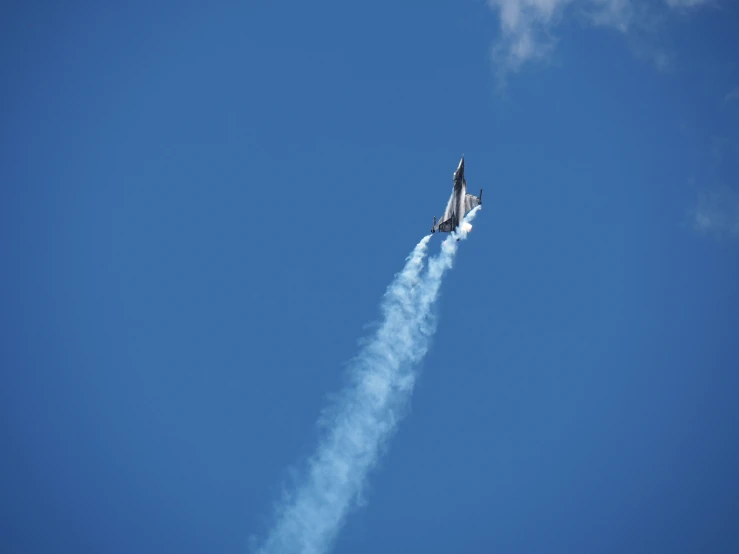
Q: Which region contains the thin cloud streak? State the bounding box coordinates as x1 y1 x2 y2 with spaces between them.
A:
255 208 482 554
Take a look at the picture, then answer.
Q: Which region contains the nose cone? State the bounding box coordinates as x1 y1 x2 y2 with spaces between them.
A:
454 155 465 180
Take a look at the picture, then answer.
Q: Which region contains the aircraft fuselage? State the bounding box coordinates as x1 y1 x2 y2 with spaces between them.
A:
431 156 481 234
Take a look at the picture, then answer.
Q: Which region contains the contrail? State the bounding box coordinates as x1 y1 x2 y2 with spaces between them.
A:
255 206 481 554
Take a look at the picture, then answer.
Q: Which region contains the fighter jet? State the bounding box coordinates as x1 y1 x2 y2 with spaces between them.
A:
431 156 482 235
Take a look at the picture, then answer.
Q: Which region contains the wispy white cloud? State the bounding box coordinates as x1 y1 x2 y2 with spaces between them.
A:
583 0 633 32
488 0 573 74
487 0 712 78
693 185 739 239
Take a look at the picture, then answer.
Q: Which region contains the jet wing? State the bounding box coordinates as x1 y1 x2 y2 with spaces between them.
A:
435 218 455 233
463 193 481 216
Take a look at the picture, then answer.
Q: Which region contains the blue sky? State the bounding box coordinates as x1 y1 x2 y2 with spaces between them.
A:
2 1 738 553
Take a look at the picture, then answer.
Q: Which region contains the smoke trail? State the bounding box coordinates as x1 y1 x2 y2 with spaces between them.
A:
415 206 481 318
255 206 481 554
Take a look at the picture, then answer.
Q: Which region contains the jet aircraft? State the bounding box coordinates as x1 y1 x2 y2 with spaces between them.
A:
431 156 482 235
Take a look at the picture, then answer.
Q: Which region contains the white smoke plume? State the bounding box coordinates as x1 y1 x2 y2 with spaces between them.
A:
255 206 482 554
